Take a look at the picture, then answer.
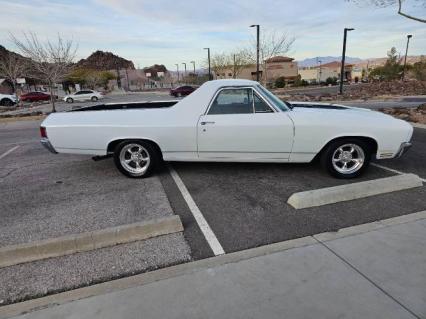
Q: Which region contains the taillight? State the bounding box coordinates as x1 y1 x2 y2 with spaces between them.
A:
40 126 47 138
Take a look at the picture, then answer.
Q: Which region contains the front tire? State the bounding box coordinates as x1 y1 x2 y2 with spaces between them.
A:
91 96 98 102
66 98 74 103
320 138 371 178
113 140 159 178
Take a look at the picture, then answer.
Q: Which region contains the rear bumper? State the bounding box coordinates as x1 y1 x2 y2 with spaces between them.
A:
395 142 412 158
40 138 58 154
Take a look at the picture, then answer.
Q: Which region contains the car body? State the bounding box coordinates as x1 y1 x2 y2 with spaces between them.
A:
0 93 18 106
41 79 413 178
63 90 103 103
170 85 196 97
20 91 56 102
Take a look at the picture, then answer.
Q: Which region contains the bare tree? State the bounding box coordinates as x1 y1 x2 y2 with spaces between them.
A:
10 32 77 112
209 52 231 78
347 0 426 23
231 48 252 78
0 51 27 94
250 30 295 85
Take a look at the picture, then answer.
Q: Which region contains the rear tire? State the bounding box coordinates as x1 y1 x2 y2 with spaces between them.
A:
66 98 74 103
0 98 14 106
320 138 371 179
113 140 160 178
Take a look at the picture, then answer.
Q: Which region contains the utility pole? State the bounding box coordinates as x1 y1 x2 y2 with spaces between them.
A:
190 61 195 74
116 65 121 89
339 27 354 95
204 48 211 80
175 63 179 83
250 24 260 82
317 58 322 83
402 34 413 80
125 68 130 91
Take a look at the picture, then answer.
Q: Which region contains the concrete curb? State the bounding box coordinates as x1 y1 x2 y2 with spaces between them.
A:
409 122 426 129
313 210 426 242
287 173 423 209
1 210 425 318
0 216 183 269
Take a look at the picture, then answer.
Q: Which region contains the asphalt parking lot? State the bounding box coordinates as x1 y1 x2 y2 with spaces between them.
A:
0 108 425 304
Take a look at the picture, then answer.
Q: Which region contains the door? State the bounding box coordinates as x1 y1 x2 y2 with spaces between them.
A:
197 87 294 160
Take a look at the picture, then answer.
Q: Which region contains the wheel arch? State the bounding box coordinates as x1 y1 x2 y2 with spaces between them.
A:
313 135 378 162
107 138 163 160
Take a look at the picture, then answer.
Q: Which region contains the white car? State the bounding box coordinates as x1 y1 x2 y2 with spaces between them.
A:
63 90 103 103
41 79 413 179
0 93 18 106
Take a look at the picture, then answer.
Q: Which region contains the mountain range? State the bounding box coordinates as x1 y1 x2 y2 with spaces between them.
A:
297 56 363 67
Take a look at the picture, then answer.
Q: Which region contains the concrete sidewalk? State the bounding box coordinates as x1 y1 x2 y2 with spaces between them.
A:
3 212 425 319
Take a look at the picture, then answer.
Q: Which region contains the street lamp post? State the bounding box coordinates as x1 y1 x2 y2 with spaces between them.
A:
190 61 196 74
402 34 413 80
339 28 354 95
317 59 322 84
182 62 187 79
250 24 260 82
175 63 180 83
204 48 211 80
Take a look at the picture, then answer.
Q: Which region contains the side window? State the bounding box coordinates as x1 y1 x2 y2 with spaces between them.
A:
75 91 83 95
254 93 273 113
208 88 253 115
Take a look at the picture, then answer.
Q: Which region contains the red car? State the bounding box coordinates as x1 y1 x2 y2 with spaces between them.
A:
170 86 196 97
20 92 56 102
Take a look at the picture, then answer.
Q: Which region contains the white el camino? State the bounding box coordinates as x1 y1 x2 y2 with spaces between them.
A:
40 79 413 179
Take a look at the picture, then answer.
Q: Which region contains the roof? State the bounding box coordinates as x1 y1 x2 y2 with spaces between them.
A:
317 61 354 68
203 79 258 88
265 56 294 63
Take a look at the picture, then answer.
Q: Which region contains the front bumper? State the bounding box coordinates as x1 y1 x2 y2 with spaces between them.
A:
40 138 58 154
396 142 412 158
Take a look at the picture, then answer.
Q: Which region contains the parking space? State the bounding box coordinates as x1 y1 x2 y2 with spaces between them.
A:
1 117 425 305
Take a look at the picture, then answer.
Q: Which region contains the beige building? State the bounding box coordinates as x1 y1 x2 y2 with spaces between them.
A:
299 61 354 83
215 56 298 85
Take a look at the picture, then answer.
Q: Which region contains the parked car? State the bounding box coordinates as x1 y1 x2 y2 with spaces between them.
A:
20 91 57 102
170 85 196 97
64 90 103 103
0 93 18 106
40 79 413 179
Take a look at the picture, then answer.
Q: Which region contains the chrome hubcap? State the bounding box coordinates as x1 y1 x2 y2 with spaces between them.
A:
332 143 365 174
119 144 150 175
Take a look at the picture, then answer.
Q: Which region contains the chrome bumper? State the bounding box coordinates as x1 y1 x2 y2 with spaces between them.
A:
396 142 412 158
40 138 58 154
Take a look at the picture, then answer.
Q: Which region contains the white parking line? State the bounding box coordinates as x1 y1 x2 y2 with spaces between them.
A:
371 162 426 183
0 145 20 160
168 165 225 256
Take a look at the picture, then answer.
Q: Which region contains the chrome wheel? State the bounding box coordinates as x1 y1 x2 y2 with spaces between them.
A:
119 143 151 176
332 143 365 175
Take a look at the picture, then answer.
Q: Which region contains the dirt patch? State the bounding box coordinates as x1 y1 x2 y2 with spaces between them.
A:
275 80 426 102
379 103 426 124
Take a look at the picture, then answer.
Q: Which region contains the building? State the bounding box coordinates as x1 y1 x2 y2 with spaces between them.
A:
215 56 298 85
299 61 354 83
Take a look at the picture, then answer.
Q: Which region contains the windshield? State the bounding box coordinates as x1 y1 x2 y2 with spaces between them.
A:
256 85 292 111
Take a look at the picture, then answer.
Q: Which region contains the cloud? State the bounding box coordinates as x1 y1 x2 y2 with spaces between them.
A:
1 0 425 69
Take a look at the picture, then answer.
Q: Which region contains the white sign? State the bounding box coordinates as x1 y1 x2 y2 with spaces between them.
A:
16 78 26 84
145 72 151 78
157 72 164 77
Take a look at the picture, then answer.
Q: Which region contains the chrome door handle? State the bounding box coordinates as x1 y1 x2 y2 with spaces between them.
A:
200 121 215 125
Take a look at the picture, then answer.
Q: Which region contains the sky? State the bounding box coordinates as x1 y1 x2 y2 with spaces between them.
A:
0 0 425 70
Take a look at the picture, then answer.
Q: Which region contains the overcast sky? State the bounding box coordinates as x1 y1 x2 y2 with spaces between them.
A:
0 0 425 69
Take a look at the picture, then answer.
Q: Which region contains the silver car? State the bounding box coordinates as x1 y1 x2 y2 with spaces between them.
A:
64 90 103 103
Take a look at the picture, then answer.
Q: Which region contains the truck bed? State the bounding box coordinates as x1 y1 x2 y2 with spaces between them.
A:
70 101 179 112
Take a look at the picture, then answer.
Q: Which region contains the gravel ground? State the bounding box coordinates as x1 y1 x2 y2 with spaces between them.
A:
0 233 191 306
